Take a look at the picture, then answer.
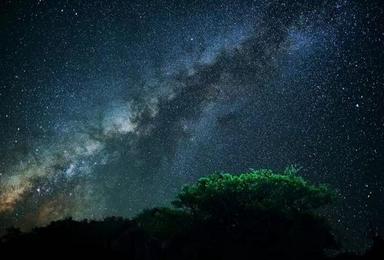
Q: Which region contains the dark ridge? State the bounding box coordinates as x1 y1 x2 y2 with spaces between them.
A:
1 170 383 259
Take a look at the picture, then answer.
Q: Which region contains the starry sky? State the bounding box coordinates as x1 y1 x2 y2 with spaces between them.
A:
0 0 383 248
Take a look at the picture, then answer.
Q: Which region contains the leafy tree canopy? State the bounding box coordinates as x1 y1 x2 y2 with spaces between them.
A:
172 167 335 217
135 167 338 259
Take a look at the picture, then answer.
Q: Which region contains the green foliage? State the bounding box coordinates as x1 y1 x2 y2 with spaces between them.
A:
134 168 338 257
172 167 335 217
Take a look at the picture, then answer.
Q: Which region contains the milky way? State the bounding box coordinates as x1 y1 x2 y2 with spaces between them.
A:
0 0 383 248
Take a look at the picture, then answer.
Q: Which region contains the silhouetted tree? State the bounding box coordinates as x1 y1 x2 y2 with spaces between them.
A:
136 168 338 259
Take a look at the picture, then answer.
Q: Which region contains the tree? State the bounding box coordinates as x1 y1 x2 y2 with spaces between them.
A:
173 167 334 214
137 167 338 259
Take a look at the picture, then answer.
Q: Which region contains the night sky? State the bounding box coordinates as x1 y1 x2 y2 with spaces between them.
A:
0 0 383 248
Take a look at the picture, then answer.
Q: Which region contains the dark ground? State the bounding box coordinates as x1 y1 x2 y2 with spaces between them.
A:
1 217 383 260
